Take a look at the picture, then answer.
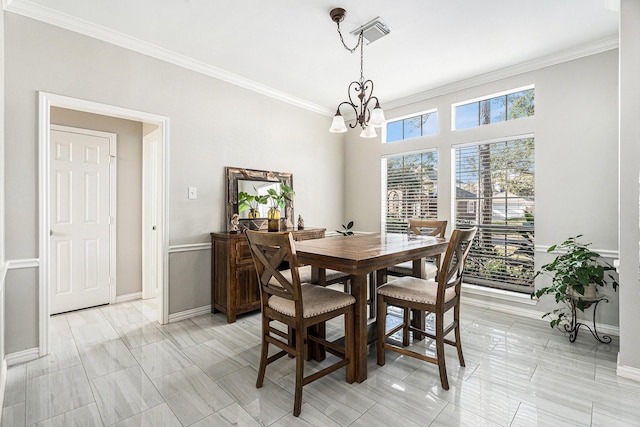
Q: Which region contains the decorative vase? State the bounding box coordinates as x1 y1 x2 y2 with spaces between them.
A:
267 208 280 232
248 208 259 219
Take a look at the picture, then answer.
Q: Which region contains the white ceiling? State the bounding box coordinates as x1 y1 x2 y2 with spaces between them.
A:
5 0 619 115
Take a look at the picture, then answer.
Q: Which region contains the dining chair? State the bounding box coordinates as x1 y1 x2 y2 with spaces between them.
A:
376 227 477 390
367 219 447 318
245 230 355 417
387 219 448 279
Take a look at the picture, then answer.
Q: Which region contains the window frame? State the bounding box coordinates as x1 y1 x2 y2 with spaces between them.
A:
381 148 439 234
383 108 438 144
451 133 535 293
451 84 535 131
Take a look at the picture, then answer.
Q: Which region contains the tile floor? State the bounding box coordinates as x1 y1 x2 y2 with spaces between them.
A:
2 296 640 426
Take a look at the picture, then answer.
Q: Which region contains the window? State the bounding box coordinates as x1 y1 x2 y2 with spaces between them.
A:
454 137 534 293
453 87 534 130
386 110 438 143
384 151 438 233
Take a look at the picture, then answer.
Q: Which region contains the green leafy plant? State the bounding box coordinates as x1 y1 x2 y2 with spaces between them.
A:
336 221 354 236
533 235 618 328
238 187 268 215
266 182 295 210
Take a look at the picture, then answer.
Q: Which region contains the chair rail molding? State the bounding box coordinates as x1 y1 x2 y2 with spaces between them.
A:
168 243 211 253
6 258 39 270
535 245 619 259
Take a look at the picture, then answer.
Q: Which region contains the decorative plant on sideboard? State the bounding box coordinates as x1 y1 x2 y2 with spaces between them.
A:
533 235 618 328
238 187 268 219
266 183 295 231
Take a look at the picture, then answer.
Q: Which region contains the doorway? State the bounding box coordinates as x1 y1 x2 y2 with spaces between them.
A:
38 92 170 356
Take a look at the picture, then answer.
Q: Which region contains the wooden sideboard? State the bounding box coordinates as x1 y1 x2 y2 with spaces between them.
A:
210 228 325 323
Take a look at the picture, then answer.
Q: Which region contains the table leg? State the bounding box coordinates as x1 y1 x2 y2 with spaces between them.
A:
411 258 426 341
351 273 368 382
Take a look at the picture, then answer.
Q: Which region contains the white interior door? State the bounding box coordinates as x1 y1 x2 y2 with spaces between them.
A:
50 126 115 314
142 128 162 299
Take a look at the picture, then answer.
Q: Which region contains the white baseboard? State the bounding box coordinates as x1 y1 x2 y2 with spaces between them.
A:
0 357 7 422
168 305 211 323
6 348 39 366
617 354 640 382
462 297 620 337
115 292 142 303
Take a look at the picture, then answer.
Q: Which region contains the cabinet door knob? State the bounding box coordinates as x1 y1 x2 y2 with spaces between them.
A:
152 226 157 230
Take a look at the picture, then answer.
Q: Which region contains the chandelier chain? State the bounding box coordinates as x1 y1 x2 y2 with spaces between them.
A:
336 21 363 53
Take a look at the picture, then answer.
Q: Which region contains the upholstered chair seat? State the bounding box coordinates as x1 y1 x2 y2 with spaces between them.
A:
376 276 456 305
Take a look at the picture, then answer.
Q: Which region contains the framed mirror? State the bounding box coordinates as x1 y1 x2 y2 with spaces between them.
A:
225 167 294 231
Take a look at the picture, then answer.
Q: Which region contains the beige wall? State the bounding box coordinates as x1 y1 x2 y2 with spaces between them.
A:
618 0 640 373
50 108 143 298
1 5 6 373
3 14 345 353
344 50 621 326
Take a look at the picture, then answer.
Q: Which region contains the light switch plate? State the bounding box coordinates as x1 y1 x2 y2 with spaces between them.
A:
188 187 197 199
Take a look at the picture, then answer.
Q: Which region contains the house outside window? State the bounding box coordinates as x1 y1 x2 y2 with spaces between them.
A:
454 136 535 293
383 150 438 234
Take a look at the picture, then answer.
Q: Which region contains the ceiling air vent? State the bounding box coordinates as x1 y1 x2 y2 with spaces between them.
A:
349 17 390 45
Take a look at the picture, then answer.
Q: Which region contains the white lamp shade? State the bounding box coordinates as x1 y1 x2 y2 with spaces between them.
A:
329 114 348 133
369 106 386 128
360 126 377 138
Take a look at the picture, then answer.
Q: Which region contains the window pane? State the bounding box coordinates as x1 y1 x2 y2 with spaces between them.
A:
385 151 438 234
386 120 403 142
455 103 479 130
422 112 438 136
479 96 506 125
403 116 422 139
507 89 535 119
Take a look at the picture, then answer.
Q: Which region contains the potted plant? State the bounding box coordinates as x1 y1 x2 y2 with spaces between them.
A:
266 182 295 231
238 187 268 219
534 235 618 328
336 221 354 236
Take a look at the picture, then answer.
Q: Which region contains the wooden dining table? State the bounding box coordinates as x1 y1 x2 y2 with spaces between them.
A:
294 232 449 383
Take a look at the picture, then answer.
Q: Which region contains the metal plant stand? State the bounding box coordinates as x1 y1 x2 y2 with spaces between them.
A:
565 294 611 343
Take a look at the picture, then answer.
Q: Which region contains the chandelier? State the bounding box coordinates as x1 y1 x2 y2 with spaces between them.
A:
328 8 386 138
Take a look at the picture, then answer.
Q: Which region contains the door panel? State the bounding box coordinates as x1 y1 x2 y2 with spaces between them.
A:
50 127 112 314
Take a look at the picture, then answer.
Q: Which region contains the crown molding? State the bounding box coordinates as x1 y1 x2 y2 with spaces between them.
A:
384 36 619 111
5 0 618 117
4 0 333 117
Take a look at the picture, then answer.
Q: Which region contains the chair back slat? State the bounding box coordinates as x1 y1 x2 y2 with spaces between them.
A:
437 228 477 297
408 219 447 238
246 231 302 304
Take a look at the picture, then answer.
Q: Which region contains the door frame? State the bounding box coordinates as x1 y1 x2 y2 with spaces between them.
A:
38 92 171 357
49 124 117 312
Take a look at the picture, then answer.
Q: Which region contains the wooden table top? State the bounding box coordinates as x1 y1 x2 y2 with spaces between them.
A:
294 233 448 275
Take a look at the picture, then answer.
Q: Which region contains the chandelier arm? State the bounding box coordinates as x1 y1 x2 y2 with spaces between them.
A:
336 100 359 129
